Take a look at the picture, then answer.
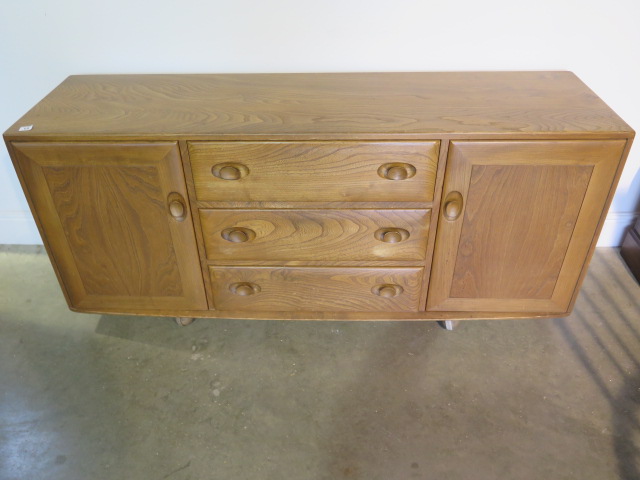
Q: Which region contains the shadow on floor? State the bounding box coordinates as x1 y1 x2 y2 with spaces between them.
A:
558 250 640 479
86 248 640 479
94 314 211 352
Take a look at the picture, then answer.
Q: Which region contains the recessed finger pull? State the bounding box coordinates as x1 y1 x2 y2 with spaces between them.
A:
372 284 404 298
167 192 187 222
211 163 249 180
443 191 464 221
221 227 256 243
374 228 410 243
229 282 261 296
378 163 417 181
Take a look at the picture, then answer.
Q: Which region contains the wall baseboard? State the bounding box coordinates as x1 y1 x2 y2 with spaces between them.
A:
597 212 639 247
0 211 41 244
1 210 638 247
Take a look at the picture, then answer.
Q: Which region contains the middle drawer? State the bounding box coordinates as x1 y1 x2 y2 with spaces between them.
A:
200 209 430 261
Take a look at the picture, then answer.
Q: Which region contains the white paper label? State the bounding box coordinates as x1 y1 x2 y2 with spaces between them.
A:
18 125 33 131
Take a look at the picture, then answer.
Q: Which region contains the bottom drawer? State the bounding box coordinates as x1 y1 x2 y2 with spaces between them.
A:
209 266 423 312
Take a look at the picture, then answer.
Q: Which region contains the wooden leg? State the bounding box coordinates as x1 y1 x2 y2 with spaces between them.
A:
175 317 195 326
438 320 458 331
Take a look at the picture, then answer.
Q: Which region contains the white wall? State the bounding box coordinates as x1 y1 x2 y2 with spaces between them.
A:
1 0 638 245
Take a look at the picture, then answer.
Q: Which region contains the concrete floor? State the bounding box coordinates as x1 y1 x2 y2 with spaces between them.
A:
0 247 639 480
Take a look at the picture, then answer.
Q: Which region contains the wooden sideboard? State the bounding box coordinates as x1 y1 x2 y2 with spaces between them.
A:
3 72 634 323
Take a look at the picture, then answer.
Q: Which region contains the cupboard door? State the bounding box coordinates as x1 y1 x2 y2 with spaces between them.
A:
427 140 626 313
12 142 207 312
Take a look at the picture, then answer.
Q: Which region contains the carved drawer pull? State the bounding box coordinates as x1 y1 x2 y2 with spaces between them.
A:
443 191 464 221
211 163 249 180
372 284 404 298
167 192 187 222
374 228 410 243
378 163 416 181
221 227 256 243
229 282 261 296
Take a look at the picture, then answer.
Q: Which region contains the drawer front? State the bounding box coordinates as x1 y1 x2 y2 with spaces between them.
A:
188 141 440 202
209 266 423 312
200 209 430 261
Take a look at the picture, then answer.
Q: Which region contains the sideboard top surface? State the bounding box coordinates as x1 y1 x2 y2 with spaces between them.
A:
4 71 634 140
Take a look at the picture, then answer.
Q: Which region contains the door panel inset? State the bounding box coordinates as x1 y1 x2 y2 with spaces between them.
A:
427 140 625 313
449 164 592 300
13 142 207 311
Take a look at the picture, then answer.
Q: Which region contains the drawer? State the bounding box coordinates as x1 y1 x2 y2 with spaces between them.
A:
209 266 423 312
200 209 430 261
188 141 439 202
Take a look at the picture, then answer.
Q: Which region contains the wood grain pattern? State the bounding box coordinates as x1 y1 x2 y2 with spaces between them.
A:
562 137 635 313
63 304 569 321
209 266 423 312
419 139 452 309
427 140 626 313
178 139 216 310
4 72 633 140
450 164 592 299
189 141 439 202
11 142 207 310
3 73 634 321
44 164 183 296
200 209 430 261
195 201 433 210
205 260 426 267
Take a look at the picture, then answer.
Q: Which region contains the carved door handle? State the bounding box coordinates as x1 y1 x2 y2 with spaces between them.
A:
443 191 463 221
167 192 187 222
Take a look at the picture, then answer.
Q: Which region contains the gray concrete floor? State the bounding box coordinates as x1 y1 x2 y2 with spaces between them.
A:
0 246 639 480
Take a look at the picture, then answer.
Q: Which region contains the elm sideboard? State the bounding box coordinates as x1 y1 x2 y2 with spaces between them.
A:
3 72 634 325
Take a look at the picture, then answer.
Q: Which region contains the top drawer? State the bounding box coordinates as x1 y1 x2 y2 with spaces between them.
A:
188 141 440 202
